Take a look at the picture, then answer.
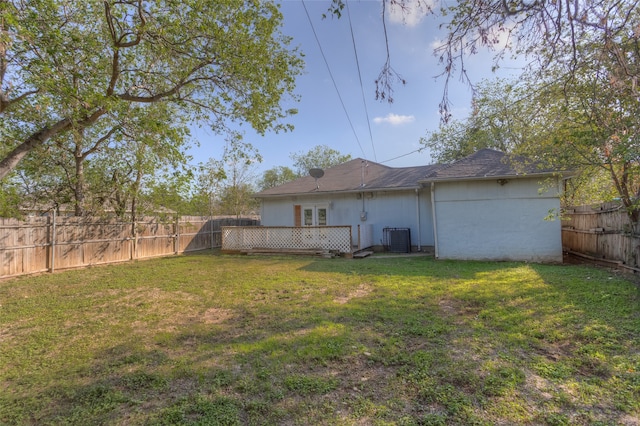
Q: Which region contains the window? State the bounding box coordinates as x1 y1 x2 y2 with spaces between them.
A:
304 208 313 226
317 208 327 226
300 204 328 226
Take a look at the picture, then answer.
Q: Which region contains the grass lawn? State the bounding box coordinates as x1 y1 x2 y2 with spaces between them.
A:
1 251 639 425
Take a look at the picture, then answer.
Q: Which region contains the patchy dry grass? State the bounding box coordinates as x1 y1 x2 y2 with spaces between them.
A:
1 250 639 425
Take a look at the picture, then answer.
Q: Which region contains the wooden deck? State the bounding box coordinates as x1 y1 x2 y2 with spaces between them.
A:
237 248 342 258
352 250 374 258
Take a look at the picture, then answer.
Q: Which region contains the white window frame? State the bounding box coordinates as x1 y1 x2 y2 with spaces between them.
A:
301 204 328 226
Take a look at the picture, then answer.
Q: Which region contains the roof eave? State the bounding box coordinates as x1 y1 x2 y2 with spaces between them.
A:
418 171 562 184
254 185 422 199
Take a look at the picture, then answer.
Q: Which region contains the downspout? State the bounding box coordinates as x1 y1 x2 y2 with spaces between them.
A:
430 182 439 259
415 188 421 252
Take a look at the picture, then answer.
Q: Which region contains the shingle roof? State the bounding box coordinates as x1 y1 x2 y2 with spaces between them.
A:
420 149 556 182
255 158 442 197
255 149 558 198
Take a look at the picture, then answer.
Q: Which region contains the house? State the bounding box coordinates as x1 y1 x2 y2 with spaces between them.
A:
254 149 564 262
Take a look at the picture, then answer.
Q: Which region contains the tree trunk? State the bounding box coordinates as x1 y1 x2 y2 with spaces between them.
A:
608 162 638 233
130 165 143 234
73 129 85 216
0 118 72 180
1 1 8 113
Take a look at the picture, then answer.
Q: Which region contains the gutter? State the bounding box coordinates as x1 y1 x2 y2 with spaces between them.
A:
254 185 422 200
430 182 439 259
418 172 562 186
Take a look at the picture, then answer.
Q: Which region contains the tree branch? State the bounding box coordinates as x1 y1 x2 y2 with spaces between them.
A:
116 61 213 103
80 125 120 160
0 108 106 180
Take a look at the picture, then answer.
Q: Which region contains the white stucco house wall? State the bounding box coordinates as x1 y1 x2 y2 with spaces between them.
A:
254 149 565 262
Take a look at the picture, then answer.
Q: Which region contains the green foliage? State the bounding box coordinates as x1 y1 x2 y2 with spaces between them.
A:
428 0 640 126
16 102 192 216
562 168 619 207
329 0 640 223
191 139 261 217
290 144 352 176
256 145 352 192
0 178 22 218
258 166 297 190
217 182 259 217
424 69 639 218
142 170 197 216
424 0 640 219
190 158 227 216
526 53 640 221
422 120 478 164
422 80 532 163
323 0 345 19
0 0 303 188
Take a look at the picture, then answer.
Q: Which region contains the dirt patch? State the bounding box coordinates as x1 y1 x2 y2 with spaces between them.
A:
534 341 575 362
202 308 234 324
333 284 372 305
619 414 640 426
437 298 482 325
524 372 554 400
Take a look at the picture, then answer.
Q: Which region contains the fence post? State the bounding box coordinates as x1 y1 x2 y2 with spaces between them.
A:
49 210 56 273
175 216 180 255
132 220 138 260
210 216 214 249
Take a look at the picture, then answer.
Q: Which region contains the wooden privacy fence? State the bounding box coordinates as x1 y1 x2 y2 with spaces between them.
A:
221 226 353 256
0 215 259 278
562 202 640 271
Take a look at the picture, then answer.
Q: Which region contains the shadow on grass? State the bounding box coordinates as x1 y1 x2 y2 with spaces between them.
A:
300 257 640 423
2 256 638 425
2 269 461 424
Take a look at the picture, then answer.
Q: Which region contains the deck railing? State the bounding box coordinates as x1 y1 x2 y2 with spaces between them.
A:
222 226 352 255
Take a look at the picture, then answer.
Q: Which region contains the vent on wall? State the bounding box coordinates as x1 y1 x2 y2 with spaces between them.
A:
383 228 411 253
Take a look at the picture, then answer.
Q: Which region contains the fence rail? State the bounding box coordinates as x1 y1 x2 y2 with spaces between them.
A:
221 226 353 255
562 202 640 270
0 215 259 279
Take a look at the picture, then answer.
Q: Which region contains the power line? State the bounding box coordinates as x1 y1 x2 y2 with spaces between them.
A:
301 0 367 159
379 81 554 166
380 148 425 164
346 0 377 162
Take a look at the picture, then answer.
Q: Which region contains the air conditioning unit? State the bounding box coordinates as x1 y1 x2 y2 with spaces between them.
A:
383 227 411 253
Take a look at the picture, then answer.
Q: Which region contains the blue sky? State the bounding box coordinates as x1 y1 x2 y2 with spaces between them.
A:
190 0 523 174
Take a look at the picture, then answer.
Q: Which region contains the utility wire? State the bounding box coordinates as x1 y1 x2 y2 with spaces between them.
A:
301 0 367 159
346 0 377 162
380 148 425 164
380 79 561 166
